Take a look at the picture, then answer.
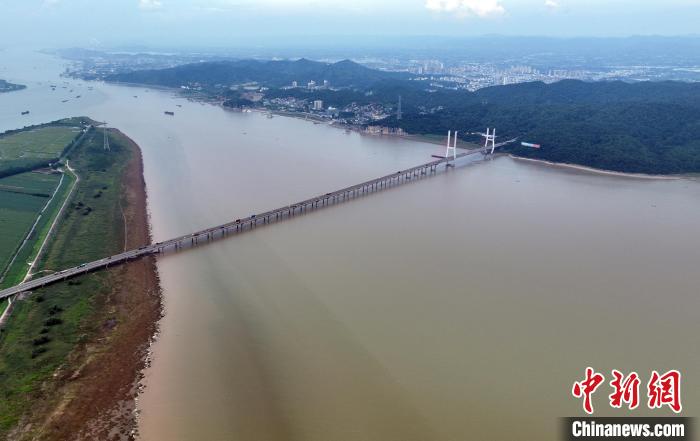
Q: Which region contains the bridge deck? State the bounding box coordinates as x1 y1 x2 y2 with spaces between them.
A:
0 144 512 301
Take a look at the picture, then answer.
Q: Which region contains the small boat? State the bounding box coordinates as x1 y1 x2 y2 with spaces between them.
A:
21 111 30 115
62 100 69 103
176 104 182 108
133 95 138 98
75 95 81 99
164 111 175 116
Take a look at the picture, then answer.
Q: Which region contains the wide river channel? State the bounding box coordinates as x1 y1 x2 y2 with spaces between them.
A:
2 50 700 440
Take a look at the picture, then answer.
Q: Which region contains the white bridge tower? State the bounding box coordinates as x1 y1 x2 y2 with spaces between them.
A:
483 128 496 154
445 130 458 162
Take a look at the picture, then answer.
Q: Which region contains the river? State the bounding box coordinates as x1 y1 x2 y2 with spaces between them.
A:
2 49 700 441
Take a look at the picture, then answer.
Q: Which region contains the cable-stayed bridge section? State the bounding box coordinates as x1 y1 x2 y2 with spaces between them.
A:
0 134 516 301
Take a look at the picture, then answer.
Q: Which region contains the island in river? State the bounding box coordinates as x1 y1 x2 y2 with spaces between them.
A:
0 79 26 93
0 121 160 441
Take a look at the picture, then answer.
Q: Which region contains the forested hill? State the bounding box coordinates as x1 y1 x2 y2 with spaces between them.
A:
106 58 407 89
378 80 700 174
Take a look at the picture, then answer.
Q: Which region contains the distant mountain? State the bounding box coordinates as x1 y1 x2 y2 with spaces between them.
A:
106 59 408 89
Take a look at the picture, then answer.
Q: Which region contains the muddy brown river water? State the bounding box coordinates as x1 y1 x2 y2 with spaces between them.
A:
2 49 699 441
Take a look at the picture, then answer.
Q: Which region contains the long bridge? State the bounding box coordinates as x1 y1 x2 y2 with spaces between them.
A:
0 135 516 301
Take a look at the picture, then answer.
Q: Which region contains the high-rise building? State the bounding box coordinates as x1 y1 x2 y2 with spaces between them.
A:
308 80 316 89
292 81 298 88
397 95 402 120
313 100 323 111
323 80 330 88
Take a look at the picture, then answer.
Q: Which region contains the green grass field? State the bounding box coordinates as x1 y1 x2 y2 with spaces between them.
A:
0 173 74 288
0 172 61 196
0 127 79 161
0 172 65 286
0 125 83 177
0 128 132 435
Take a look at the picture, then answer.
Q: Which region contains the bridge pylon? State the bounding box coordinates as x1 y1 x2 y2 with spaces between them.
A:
483 128 496 154
445 130 457 163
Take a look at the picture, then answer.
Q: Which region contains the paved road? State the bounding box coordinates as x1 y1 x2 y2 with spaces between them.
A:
0 142 514 301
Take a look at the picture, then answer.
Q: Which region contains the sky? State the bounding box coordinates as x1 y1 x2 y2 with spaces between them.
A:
1 0 699 48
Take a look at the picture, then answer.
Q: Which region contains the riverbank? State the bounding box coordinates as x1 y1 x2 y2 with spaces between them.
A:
509 154 684 180
0 127 161 441
253 108 484 150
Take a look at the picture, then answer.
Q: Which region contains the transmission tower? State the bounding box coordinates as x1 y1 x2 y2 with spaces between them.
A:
103 122 110 151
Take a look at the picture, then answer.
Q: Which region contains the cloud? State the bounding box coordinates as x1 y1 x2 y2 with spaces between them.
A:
139 0 163 10
544 0 559 9
425 0 505 17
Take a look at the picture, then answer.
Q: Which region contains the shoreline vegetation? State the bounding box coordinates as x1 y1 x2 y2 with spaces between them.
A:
0 122 161 441
508 155 687 180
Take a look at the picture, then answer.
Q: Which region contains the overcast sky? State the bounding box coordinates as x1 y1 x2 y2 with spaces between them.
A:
1 0 699 48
